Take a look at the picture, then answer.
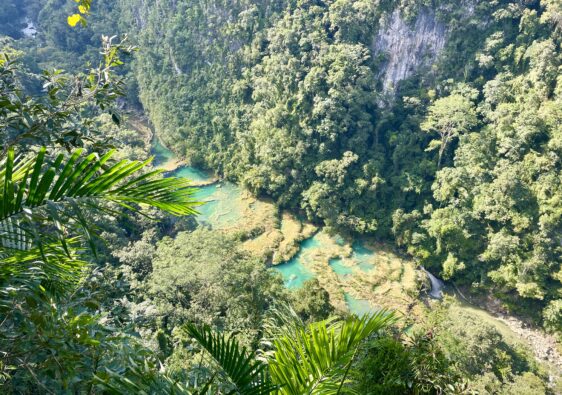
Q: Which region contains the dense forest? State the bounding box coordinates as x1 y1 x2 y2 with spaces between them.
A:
0 0 561 393
130 0 561 329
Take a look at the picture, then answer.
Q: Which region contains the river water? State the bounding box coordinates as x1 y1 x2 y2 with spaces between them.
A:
152 140 378 314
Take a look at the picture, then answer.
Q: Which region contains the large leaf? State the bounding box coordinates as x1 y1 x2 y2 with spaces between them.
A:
185 323 278 395
0 147 199 251
268 311 397 395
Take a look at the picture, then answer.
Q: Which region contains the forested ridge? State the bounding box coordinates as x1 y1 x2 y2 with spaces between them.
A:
128 0 560 327
0 0 561 393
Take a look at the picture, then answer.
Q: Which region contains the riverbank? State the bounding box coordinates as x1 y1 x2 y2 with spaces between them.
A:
452 286 562 380
129 116 561 390
143 117 422 316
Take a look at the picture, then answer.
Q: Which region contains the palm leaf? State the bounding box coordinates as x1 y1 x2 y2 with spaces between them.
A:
185 323 278 395
0 147 200 251
268 311 397 395
0 239 87 300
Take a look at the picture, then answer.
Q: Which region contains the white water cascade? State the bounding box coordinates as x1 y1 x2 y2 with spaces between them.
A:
22 18 37 38
420 266 444 299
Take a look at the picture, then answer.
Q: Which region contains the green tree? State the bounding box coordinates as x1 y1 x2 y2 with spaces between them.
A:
421 89 478 169
290 278 334 323
147 229 287 343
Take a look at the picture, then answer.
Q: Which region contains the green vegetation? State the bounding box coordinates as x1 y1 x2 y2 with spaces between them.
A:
0 38 199 391
118 0 561 333
1 0 561 393
147 229 287 343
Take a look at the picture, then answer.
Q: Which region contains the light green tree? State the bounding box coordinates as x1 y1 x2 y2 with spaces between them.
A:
421 92 478 168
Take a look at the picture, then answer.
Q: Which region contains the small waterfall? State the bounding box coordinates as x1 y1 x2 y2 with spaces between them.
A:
22 18 37 38
420 266 444 299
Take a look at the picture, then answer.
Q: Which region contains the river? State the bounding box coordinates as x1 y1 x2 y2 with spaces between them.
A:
150 139 562 383
152 140 387 315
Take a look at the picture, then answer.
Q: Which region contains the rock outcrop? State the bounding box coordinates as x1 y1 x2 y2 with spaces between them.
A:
372 8 446 93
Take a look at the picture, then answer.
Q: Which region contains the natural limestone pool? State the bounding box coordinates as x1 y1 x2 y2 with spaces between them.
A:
192 183 245 229
154 140 245 229
276 234 327 288
329 258 354 278
152 140 397 315
352 241 376 272
275 256 315 288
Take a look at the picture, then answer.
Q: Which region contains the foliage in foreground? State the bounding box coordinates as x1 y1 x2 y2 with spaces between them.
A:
98 311 398 395
0 38 199 391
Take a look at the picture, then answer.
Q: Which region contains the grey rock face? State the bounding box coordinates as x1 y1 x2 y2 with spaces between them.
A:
372 8 446 93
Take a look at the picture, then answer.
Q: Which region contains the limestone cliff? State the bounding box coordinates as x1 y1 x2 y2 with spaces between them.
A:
372 8 447 93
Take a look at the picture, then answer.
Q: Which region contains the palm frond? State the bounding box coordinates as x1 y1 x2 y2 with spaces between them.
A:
0 240 87 300
268 311 397 395
0 147 199 251
184 323 278 395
